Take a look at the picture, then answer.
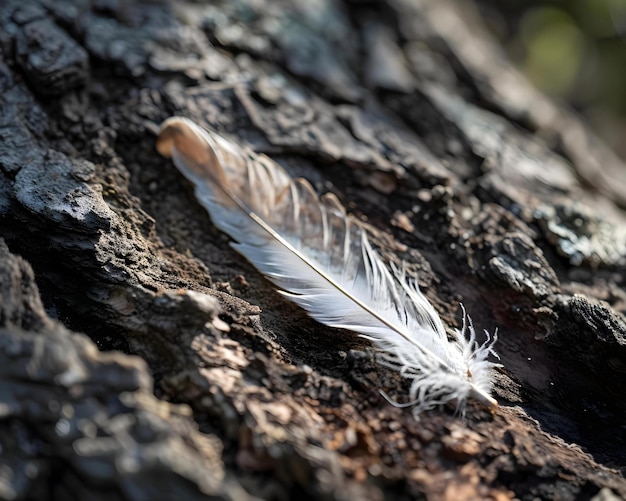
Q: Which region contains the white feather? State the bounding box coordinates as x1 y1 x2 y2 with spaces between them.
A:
157 117 500 417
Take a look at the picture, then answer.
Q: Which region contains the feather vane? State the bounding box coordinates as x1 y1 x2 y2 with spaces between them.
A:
157 117 499 417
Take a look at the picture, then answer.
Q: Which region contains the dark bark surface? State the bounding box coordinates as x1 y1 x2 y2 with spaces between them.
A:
1 0 625 499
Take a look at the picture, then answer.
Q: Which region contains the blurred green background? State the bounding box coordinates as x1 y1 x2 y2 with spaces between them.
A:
476 0 626 160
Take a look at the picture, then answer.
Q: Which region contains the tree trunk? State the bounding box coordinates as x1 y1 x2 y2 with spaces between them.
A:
1 0 625 499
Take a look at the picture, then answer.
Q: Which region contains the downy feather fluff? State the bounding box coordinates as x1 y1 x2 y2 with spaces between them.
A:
157 117 500 417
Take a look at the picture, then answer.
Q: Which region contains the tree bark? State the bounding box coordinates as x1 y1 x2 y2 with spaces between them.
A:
1 0 625 499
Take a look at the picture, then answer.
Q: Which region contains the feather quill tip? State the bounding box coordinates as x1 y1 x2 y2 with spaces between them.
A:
469 384 498 410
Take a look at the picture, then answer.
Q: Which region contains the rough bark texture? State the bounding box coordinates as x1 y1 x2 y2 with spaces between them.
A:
1 0 625 500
